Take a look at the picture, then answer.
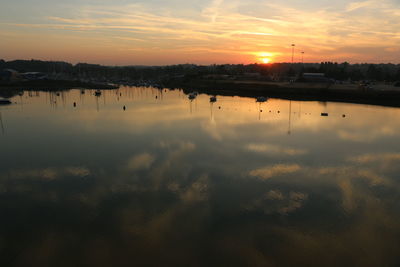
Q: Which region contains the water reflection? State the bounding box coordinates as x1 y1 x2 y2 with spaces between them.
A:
0 112 4 134
0 87 400 266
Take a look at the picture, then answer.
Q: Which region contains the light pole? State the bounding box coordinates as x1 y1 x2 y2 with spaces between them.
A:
291 44 295 64
301 51 305 64
288 101 292 135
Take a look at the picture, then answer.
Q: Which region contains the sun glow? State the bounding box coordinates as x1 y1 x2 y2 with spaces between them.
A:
256 52 274 64
261 57 271 64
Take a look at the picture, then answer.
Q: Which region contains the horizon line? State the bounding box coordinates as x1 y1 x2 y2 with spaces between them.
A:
2 58 400 68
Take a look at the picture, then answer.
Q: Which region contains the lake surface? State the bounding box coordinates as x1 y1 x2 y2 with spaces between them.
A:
1 87 400 266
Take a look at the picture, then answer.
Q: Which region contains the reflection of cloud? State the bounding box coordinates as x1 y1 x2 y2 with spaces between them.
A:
158 141 196 151
65 167 91 177
280 192 308 214
180 175 209 203
339 179 357 212
265 190 284 200
337 127 395 142
4 167 91 181
245 190 308 215
318 167 386 186
41 168 58 180
316 165 395 213
245 143 307 156
349 153 400 164
127 153 155 171
348 153 400 175
249 164 301 180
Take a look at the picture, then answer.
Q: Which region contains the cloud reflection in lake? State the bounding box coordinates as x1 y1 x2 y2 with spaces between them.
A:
1 87 400 266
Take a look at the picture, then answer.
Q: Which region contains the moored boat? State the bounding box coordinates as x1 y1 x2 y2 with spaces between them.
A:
0 99 11 105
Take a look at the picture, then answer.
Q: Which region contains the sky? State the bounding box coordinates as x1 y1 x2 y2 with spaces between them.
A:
0 0 400 65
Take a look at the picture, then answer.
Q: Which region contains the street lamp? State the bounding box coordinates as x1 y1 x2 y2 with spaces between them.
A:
291 44 295 64
301 51 305 64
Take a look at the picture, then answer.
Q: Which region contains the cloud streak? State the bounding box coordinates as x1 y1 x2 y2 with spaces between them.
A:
1 0 400 64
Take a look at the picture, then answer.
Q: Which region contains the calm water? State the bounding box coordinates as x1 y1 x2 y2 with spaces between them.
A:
1 87 400 266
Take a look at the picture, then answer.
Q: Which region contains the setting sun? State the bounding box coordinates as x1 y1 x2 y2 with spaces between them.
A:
260 57 271 64
255 52 274 64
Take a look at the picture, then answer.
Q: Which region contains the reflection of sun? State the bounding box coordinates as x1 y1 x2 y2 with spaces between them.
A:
261 57 271 64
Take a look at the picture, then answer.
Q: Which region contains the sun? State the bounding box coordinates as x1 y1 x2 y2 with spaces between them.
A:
260 57 271 64
254 52 275 64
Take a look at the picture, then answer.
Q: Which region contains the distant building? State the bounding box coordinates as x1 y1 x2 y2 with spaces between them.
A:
243 72 261 78
0 70 10 81
22 72 47 80
298 73 332 83
0 69 20 82
203 74 231 80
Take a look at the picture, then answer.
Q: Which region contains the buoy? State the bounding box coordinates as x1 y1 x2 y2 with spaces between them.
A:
219 106 221 109
123 106 126 111
342 114 346 118
321 113 329 117
256 96 267 102
73 102 76 107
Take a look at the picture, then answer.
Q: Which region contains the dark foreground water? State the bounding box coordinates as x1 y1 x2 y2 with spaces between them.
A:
1 87 400 266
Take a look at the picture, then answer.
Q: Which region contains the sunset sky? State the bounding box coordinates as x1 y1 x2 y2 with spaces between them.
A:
1 0 400 65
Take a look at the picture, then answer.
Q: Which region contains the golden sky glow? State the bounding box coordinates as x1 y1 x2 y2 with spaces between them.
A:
1 0 400 65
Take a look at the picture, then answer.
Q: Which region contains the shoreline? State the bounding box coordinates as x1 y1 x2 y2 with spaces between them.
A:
168 79 400 108
2 78 400 108
0 79 118 98
0 79 118 90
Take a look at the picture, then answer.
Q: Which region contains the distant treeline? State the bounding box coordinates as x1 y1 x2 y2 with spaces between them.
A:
1 59 400 82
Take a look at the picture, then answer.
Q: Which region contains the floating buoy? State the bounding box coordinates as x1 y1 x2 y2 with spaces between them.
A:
256 96 267 103
188 93 197 100
342 114 346 118
123 106 126 111
73 102 76 107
